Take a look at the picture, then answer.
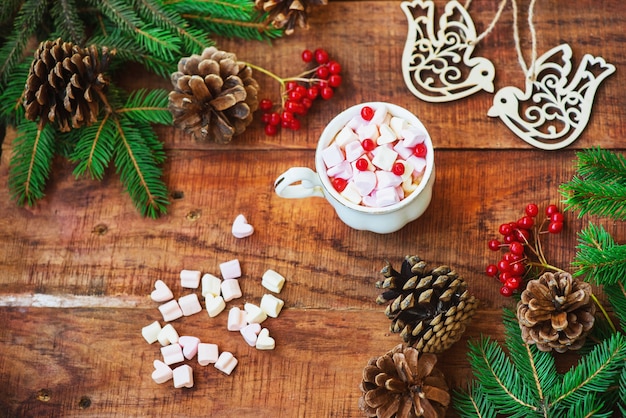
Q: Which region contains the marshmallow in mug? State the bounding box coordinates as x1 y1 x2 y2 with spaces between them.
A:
321 104 428 208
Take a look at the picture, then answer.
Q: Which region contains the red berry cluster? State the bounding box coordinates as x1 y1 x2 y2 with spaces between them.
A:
259 48 342 136
485 203 564 297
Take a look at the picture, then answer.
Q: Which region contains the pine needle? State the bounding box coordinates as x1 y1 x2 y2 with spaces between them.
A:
453 383 497 418
71 114 116 180
572 222 626 285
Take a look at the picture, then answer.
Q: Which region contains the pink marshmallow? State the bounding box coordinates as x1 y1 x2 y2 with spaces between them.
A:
321 143 345 168
356 123 379 141
326 160 353 180
393 140 414 159
158 300 183 322
376 170 403 188
401 127 427 148
240 323 262 346
406 155 427 175
178 293 202 316
227 306 247 331
353 170 377 196
219 259 241 280
376 187 401 207
344 140 365 162
178 336 200 360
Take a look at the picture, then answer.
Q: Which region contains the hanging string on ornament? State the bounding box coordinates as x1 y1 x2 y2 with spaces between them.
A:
487 0 616 150
401 0 503 102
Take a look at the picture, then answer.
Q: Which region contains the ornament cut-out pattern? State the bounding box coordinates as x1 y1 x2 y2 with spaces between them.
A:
488 43 615 150
401 0 496 102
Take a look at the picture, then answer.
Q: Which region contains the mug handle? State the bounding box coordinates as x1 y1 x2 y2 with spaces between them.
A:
274 167 325 199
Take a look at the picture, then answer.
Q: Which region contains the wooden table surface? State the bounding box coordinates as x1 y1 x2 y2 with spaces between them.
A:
1 1 625 417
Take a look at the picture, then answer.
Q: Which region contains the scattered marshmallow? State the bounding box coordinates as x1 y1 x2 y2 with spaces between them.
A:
178 336 201 360
151 280 174 302
205 295 226 318
261 269 286 293
172 364 194 388
255 328 275 350
152 360 173 384
157 323 179 346
227 307 247 331
260 294 284 318
180 270 201 289
214 351 238 375
244 302 267 324
179 293 202 317
201 274 222 298
161 343 185 365
221 278 242 302
158 299 183 322
142 321 162 344
240 323 261 346
197 343 219 366
232 214 254 238
219 259 242 280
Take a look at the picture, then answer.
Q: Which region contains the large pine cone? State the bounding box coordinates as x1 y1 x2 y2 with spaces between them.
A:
359 344 450 418
23 38 112 131
168 47 259 143
376 256 478 353
255 0 327 35
517 271 595 352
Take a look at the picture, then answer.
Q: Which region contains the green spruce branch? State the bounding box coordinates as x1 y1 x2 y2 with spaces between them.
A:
454 309 626 417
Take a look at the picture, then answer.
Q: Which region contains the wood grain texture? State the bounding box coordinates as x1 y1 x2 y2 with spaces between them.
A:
1 1 626 417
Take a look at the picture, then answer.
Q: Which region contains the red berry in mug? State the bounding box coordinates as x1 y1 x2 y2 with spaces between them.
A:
361 106 374 121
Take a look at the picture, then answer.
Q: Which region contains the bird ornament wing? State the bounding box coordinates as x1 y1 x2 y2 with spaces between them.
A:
488 44 615 150
401 0 495 102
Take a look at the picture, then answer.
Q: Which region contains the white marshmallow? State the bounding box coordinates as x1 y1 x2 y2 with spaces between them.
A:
221 278 242 302
180 269 201 289
376 186 401 207
142 321 162 344
346 114 367 131
161 343 185 365
376 170 403 189
151 280 174 302
205 295 226 317
334 126 359 148
356 123 379 142
201 273 221 298
178 335 200 360
377 124 397 145
406 155 427 175
401 127 427 148
157 323 179 346
390 116 409 136
261 269 286 293
219 259 242 280
152 360 173 384
321 143 345 168
353 170 377 196
179 293 202 316
344 140 365 162
370 104 388 125
240 323 261 346
326 160 353 180
371 146 398 171
398 160 414 182
244 302 267 324
340 181 362 205
260 294 284 318
172 364 194 388
255 328 276 350
197 343 219 366
158 299 183 322
227 306 247 331
214 351 238 375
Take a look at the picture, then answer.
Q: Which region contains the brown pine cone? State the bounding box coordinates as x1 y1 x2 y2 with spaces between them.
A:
376 256 478 353
517 271 596 353
255 0 327 35
168 47 259 143
359 344 450 418
23 38 113 131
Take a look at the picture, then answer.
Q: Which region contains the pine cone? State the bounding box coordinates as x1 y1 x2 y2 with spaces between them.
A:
255 0 328 35
23 38 112 132
376 256 478 353
517 271 596 353
358 344 450 418
168 47 260 143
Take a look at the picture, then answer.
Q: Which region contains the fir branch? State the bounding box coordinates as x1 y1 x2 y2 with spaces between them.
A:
117 88 172 126
466 336 540 417
71 114 116 180
604 282 626 331
572 222 626 285
548 332 626 408
560 148 626 219
8 120 57 206
0 0 47 85
0 59 28 125
112 116 169 218
181 12 283 40
453 383 497 418
619 366 626 415
50 0 86 45
0 0 23 24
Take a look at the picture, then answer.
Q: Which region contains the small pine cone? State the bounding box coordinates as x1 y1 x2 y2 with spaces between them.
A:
358 344 450 418
255 0 328 35
168 47 260 143
376 256 478 353
23 38 112 132
517 271 596 353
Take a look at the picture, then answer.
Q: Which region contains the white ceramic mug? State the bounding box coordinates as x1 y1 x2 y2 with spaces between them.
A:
274 102 435 234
